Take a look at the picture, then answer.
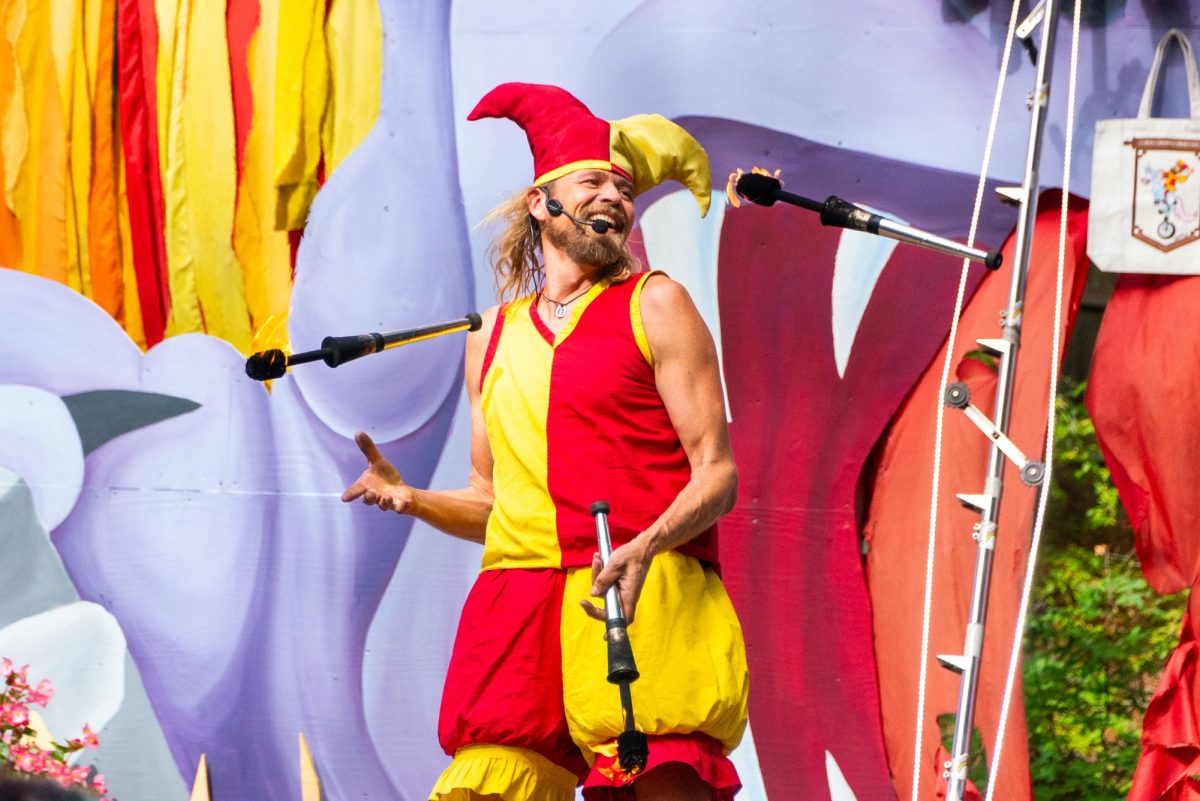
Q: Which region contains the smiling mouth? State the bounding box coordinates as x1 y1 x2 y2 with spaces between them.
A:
586 212 625 233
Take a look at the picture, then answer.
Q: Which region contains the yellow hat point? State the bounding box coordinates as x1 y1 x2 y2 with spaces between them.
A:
609 115 712 216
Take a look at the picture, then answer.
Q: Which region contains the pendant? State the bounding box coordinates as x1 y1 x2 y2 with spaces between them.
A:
555 304 567 318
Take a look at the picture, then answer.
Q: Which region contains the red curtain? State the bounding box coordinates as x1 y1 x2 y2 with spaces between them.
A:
1089 274 1200 801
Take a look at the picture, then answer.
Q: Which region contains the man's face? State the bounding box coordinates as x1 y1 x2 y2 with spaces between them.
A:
542 170 636 267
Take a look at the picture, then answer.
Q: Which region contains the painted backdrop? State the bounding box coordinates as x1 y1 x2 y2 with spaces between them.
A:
0 2 1195 799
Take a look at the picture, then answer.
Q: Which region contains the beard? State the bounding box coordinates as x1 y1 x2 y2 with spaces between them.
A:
543 204 631 268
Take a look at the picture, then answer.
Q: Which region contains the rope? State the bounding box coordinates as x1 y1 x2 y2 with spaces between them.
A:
910 3 1024 799
984 1 1082 796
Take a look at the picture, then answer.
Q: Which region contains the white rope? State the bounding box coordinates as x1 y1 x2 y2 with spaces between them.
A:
911 3 1024 799
985 1 1081 797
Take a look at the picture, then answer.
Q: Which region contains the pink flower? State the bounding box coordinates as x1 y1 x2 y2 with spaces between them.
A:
0 664 110 799
27 678 54 706
6 663 30 693
0 702 30 727
11 744 37 773
44 761 67 784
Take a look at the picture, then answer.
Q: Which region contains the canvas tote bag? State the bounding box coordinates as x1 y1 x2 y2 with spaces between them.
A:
1089 28 1200 274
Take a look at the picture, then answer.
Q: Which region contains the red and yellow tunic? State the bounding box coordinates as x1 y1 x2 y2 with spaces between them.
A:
432 273 748 801
479 271 719 571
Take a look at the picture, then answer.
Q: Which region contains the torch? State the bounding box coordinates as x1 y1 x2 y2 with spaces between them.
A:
244 313 482 381
590 500 649 775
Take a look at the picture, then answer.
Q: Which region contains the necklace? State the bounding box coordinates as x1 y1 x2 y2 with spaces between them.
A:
541 284 592 318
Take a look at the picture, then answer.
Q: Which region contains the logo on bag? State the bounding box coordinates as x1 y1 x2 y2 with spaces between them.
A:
1128 137 1200 252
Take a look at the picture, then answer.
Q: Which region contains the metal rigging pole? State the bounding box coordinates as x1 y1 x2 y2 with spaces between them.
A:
939 1 1061 798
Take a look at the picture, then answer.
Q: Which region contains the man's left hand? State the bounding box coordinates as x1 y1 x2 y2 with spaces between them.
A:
580 538 653 625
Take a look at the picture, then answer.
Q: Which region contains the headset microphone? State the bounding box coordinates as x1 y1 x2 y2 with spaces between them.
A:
545 198 612 234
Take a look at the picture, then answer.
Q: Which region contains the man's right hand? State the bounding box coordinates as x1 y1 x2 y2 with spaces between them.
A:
341 432 416 514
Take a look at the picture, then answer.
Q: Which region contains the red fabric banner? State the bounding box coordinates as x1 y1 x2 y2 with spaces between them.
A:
116 0 168 345
863 192 1089 800
1089 274 1200 800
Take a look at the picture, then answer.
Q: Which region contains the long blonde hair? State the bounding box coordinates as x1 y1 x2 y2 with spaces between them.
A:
482 189 542 302
482 185 640 302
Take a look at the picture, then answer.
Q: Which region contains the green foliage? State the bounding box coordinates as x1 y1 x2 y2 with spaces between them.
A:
1044 378 1129 549
1025 546 1183 800
1022 378 1186 800
937 713 989 793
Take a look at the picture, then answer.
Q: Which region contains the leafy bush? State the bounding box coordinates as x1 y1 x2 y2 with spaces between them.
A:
1042 379 1128 549
1025 546 1182 799
1023 378 1185 800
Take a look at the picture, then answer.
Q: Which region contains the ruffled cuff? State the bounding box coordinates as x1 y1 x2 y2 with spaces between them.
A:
583 732 741 801
430 744 579 801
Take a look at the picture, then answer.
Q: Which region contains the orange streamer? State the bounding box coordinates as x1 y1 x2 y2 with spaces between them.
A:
13 0 67 284
0 0 23 266
87 0 122 320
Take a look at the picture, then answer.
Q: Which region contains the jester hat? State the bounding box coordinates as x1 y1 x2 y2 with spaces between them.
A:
468 82 712 216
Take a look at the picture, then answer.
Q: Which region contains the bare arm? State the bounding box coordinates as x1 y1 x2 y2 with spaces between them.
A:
341 306 498 543
584 275 737 622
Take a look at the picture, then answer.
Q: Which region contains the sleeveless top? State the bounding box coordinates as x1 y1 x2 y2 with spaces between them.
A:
478 272 719 570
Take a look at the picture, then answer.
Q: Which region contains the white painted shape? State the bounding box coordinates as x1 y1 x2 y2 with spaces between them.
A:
831 208 903 378
0 603 127 751
0 385 84 530
729 718 769 800
826 749 860 801
639 190 732 422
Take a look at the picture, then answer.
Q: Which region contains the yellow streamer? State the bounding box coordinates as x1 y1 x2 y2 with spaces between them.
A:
4 0 380 348
2 0 26 211
13 0 67 283
54 0 90 295
234 0 291 335
48 0 72 117
88 0 123 321
157 0 202 334
273 0 326 230
182 0 250 348
323 0 381 172
158 0 253 349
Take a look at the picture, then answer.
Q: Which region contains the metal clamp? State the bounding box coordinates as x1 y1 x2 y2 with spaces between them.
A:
943 383 1045 486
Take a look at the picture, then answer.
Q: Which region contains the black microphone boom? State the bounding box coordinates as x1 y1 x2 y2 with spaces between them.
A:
546 198 612 234
245 313 483 381
734 172 824 213
733 173 1003 271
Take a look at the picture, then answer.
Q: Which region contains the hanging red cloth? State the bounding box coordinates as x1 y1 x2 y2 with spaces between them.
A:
116 0 168 345
1089 273 1200 801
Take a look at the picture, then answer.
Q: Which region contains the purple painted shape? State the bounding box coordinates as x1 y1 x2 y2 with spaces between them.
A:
0 295 459 800
291 2 473 444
